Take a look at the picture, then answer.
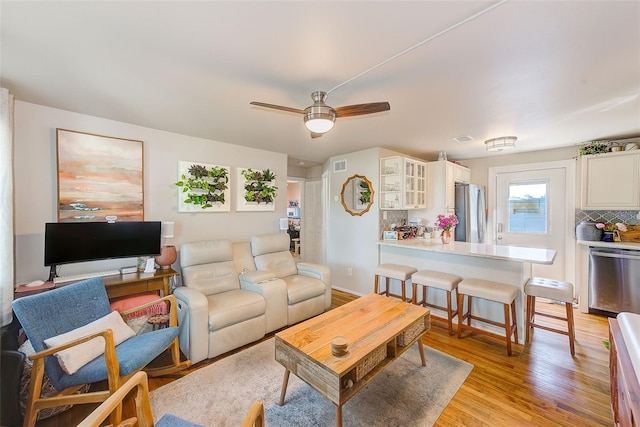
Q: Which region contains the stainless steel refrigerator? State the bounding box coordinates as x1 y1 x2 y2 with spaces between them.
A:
454 183 487 243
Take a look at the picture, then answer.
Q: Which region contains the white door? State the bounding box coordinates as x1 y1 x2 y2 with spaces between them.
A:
494 165 569 280
303 177 327 266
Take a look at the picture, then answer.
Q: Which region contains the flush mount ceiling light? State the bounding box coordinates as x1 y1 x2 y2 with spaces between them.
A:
485 136 517 152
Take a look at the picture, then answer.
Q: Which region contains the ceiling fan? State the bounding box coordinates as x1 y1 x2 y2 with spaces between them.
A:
250 91 390 138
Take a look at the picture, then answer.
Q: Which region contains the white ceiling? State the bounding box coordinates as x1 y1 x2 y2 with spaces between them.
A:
2 1 639 167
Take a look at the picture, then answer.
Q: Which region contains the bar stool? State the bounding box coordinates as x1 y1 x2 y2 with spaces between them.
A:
525 277 576 355
374 264 417 303
411 270 463 335
457 278 518 356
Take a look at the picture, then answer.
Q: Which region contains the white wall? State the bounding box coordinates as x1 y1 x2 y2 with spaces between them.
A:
14 101 288 283
327 148 381 296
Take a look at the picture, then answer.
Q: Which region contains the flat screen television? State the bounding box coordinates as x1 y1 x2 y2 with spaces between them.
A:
44 221 162 280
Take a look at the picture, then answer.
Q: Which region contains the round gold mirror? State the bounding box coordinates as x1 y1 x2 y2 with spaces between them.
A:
341 174 374 216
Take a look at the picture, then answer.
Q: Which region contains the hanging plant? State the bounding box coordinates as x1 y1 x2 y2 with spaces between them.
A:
175 163 229 209
241 168 278 204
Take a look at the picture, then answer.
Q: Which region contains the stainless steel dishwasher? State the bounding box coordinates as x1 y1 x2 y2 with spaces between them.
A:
589 247 640 316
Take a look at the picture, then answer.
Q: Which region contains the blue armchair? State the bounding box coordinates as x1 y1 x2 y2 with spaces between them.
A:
11 277 190 427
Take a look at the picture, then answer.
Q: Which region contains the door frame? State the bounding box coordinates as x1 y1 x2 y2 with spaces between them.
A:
487 159 576 285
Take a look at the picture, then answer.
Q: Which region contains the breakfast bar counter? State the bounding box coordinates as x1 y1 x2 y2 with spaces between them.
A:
378 239 557 344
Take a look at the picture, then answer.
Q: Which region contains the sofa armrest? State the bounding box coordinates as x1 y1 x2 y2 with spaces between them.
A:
296 262 332 310
239 270 276 285
173 287 209 365
240 276 288 333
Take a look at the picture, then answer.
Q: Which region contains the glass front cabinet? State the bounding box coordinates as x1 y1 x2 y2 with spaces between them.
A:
380 156 427 209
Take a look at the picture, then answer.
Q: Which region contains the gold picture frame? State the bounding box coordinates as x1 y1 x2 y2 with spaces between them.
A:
56 129 144 222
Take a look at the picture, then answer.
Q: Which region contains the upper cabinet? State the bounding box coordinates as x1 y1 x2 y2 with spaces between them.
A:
380 156 427 209
427 160 471 212
581 151 640 210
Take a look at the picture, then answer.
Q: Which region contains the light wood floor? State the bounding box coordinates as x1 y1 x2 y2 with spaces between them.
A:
37 289 612 426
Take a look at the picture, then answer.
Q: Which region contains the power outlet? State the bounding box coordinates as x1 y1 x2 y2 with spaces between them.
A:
347 267 353 276
383 211 388 220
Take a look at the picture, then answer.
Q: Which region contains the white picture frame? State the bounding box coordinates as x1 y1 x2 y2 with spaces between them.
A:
177 161 231 212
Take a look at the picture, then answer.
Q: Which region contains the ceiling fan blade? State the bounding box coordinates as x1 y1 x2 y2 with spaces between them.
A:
250 101 305 115
334 102 390 118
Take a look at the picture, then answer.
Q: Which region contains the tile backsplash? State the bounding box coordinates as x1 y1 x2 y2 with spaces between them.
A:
575 209 640 227
379 210 409 238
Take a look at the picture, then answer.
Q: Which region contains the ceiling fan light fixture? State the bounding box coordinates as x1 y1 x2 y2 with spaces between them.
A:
304 105 336 133
485 136 517 152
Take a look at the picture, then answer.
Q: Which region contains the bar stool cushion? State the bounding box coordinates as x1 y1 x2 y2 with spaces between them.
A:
374 264 417 281
458 278 517 305
412 270 462 291
525 277 573 303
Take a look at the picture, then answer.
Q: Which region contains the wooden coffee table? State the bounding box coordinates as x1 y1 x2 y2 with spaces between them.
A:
275 293 431 427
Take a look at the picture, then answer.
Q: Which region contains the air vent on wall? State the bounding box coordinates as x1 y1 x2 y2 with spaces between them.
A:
333 159 347 172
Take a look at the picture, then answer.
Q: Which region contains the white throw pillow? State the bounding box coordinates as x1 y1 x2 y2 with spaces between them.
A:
44 311 136 375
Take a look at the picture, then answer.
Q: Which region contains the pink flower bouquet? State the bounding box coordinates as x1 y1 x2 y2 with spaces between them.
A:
435 214 459 231
595 222 628 232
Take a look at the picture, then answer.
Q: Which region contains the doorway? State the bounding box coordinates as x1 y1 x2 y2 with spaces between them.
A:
286 179 303 258
488 160 575 283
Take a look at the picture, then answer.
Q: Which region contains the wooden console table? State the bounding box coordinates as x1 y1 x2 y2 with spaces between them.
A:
15 269 179 300
102 269 178 298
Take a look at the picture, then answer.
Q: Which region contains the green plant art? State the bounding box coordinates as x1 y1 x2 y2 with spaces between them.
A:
358 179 372 204
241 168 278 204
175 162 229 211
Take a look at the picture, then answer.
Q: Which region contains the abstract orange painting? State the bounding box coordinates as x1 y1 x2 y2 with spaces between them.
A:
56 129 144 222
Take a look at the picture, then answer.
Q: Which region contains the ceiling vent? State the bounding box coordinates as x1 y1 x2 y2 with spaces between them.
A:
333 159 347 173
452 135 474 143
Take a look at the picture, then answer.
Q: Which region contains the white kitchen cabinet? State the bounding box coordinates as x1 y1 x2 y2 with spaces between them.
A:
380 156 427 209
427 160 471 213
581 151 640 209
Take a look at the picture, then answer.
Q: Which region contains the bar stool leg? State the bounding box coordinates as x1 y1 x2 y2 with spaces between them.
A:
374 275 380 295
400 279 407 302
511 300 518 344
525 295 532 343
445 290 454 336
412 282 417 304
457 292 464 339
385 277 390 297
566 302 575 355
503 303 512 357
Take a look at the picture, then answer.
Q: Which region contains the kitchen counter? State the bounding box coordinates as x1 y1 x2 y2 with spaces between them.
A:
377 238 558 344
577 240 640 250
378 238 557 264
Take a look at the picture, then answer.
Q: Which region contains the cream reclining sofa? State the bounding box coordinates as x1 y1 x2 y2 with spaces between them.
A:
174 235 331 364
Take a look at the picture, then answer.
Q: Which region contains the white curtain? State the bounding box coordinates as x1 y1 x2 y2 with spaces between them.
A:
0 88 15 327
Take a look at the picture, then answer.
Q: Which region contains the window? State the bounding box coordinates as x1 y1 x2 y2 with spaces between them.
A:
508 181 547 233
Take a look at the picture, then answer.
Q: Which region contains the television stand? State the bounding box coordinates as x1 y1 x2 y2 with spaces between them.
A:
16 268 179 300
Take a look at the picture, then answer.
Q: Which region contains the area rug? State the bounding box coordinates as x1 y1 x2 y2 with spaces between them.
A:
150 338 473 426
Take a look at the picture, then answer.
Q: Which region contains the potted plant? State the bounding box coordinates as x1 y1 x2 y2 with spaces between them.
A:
577 140 611 156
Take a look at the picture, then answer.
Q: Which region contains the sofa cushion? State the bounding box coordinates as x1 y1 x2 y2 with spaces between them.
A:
251 233 290 256
282 275 327 305
181 240 234 267
207 289 266 331
253 252 298 279
182 260 239 296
